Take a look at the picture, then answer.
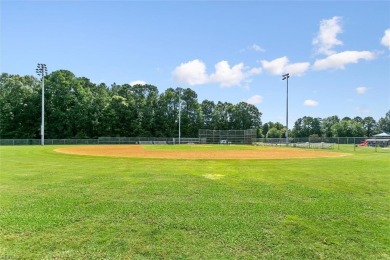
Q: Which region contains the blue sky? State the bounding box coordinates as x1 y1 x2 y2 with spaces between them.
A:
1 1 389 125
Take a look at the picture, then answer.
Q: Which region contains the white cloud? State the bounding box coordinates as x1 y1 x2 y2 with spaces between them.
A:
303 99 319 107
250 44 265 52
312 51 376 70
248 66 262 75
356 86 367 94
172 59 261 87
381 29 390 49
285 62 311 76
313 16 343 55
209 61 246 87
261 56 309 76
172 59 208 85
246 95 263 105
240 44 265 53
129 80 146 86
261 57 288 75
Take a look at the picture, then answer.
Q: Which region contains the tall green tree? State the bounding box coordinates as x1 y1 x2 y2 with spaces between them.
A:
232 102 262 130
133 84 159 136
180 88 202 137
200 100 215 129
331 120 365 137
89 82 111 138
378 110 390 133
353 116 363 124
0 73 40 138
264 122 285 138
212 102 234 130
321 115 340 137
362 116 378 137
68 76 104 138
109 84 136 136
266 127 285 138
155 88 179 137
1 70 267 138
44 70 81 138
291 116 321 137
261 123 269 138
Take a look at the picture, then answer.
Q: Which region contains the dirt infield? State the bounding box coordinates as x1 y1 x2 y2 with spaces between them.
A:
55 145 349 159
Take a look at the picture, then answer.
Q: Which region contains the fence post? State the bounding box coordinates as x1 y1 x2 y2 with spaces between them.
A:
375 140 377 152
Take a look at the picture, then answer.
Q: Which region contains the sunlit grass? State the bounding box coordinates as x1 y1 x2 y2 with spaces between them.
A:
0 145 389 259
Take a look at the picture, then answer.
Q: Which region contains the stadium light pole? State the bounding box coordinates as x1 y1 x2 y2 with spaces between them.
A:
282 73 290 145
36 63 48 145
178 89 182 145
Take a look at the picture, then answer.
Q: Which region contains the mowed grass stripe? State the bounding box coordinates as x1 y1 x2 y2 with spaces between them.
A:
0 145 389 259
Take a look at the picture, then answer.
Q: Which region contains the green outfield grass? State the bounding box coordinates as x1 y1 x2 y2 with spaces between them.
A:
0 145 389 259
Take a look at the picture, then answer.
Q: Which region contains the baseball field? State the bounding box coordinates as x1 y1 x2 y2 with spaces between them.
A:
0 144 389 259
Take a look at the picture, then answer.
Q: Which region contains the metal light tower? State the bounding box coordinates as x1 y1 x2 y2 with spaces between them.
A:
36 63 48 145
178 89 182 145
282 73 290 144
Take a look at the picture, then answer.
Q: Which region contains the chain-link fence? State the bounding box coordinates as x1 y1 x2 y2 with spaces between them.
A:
254 137 390 153
256 137 368 145
1 136 389 153
98 137 200 144
0 139 99 145
0 137 200 145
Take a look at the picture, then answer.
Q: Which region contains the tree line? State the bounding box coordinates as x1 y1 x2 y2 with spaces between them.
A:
0 71 261 139
1 70 389 139
261 113 390 139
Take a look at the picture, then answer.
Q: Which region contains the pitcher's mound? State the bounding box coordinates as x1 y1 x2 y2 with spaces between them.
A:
55 145 349 159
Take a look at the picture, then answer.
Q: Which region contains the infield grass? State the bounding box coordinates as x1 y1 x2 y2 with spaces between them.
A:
0 145 389 259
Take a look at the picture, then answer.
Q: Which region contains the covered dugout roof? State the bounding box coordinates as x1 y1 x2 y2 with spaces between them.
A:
373 132 390 137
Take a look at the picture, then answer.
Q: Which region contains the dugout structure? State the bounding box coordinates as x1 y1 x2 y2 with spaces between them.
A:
199 129 257 144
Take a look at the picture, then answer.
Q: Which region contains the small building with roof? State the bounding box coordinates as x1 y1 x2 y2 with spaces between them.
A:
366 132 390 147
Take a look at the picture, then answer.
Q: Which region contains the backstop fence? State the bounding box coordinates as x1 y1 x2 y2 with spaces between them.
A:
198 129 257 144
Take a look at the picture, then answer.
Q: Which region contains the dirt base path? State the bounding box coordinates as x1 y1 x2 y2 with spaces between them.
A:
55 145 349 159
